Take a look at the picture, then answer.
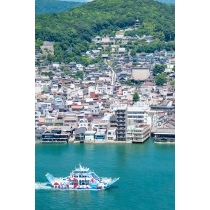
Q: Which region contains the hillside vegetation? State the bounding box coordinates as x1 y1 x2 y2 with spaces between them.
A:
35 0 175 64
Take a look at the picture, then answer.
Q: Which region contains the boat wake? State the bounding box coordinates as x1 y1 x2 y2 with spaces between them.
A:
35 182 53 190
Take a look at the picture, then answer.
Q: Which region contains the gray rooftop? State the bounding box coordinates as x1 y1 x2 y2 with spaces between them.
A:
153 128 175 135
75 127 86 134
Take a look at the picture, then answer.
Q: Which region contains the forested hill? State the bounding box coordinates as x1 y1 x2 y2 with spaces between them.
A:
35 0 84 14
35 0 175 64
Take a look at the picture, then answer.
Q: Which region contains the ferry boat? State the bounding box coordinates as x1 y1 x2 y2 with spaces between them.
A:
45 164 120 190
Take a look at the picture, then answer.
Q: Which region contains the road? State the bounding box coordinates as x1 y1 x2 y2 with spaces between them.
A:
105 59 117 86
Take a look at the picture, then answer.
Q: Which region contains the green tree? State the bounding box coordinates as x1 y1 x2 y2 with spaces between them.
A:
133 92 140 102
170 80 175 87
46 54 55 62
172 65 175 72
154 73 167 86
35 38 43 49
153 64 166 76
75 70 84 80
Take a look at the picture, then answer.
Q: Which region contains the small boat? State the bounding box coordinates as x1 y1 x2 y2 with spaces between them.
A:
45 164 120 190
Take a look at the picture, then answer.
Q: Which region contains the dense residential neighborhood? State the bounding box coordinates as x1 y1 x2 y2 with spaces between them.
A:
35 27 175 144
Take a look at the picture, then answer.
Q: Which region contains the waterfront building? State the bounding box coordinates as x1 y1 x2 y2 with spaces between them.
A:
116 106 127 141
84 130 96 141
95 130 106 141
74 127 86 142
127 124 151 143
41 128 70 143
107 128 117 141
152 128 175 143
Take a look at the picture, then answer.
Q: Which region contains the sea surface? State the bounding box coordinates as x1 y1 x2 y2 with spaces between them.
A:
35 139 175 210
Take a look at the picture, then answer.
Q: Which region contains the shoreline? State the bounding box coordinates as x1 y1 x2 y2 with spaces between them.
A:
36 139 175 144
154 142 175 144
35 140 133 144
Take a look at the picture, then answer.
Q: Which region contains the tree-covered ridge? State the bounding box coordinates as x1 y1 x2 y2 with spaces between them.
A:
35 0 84 14
35 0 174 63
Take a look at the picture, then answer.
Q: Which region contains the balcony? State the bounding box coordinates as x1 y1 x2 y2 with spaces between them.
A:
117 114 125 117
117 118 126 121
116 110 126 114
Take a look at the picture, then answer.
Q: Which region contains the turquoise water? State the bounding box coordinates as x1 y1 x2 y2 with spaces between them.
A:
35 139 175 210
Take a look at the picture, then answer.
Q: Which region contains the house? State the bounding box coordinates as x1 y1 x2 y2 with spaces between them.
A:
74 127 87 142
38 118 45 126
63 115 78 129
92 36 102 44
95 131 106 141
118 47 126 54
44 116 55 126
107 128 116 141
115 34 124 39
78 118 88 130
101 54 109 59
101 37 111 44
54 117 64 126
69 62 77 68
118 71 128 81
90 104 100 117
109 115 117 128
84 131 96 142
71 105 84 111
52 63 59 69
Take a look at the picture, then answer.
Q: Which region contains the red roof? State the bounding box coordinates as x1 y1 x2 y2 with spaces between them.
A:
71 105 83 109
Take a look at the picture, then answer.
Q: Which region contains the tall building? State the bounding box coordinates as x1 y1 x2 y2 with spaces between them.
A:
116 106 127 141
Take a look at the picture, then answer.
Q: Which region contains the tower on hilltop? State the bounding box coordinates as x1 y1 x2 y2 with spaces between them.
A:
134 19 140 28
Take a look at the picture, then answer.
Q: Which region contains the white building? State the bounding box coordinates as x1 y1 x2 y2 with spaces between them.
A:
52 63 59 69
84 131 96 141
127 106 148 125
78 118 88 130
95 85 108 95
51 84 58 93
107 128 116 141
